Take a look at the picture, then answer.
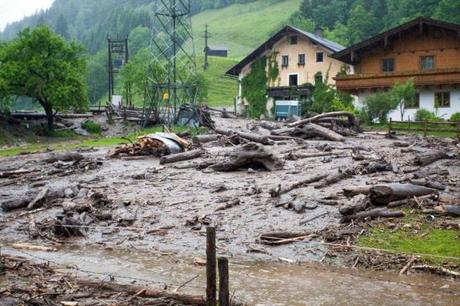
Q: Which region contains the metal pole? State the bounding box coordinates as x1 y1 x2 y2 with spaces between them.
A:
204 24 209 70
218 257 230 306
107 36 112 103
206 227 217 306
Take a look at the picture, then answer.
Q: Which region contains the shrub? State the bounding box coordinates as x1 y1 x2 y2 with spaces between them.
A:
364 91 397 123
415 109 437 122
81 120 102 134
449 112 460 122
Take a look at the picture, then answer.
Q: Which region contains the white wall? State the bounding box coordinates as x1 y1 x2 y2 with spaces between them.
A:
388 88 460 121
355 88 460 121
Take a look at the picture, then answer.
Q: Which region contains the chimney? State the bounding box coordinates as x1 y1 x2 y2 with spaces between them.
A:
315 27 324 38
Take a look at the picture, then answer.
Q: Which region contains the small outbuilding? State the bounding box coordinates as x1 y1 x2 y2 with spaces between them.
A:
205 45 228 57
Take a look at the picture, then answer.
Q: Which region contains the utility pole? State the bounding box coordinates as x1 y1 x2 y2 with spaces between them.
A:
107 35 129 105
204 24 209 70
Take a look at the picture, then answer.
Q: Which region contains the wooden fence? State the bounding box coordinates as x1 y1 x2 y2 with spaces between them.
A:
388 118 460 138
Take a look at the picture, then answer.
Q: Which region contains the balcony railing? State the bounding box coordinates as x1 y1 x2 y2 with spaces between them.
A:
335 68 460 91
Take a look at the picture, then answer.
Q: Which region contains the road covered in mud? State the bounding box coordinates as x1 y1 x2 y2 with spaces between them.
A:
0 114 459 304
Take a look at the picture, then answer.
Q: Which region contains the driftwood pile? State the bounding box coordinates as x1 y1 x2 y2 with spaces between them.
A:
1 255 206 306
269 111 361 142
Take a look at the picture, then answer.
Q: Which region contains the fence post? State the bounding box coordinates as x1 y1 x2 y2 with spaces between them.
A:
457 121 460 140
424 120 428 137
206 227 217 306
218 257 230 306
388 118 392 135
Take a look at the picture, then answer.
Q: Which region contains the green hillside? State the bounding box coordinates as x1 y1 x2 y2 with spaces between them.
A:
192 0 302 59
193 0 302 106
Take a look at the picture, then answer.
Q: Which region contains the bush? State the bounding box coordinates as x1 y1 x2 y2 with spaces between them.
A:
415 109 437 122
363 92 397 123
81 120 102 134
449 112 460 122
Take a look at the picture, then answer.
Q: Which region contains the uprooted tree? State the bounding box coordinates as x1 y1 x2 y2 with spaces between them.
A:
0 26 88 130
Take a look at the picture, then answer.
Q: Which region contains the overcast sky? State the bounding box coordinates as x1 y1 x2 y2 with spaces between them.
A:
0 0 55 31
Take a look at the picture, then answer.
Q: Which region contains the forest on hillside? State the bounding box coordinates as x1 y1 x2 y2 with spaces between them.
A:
292 0 460 46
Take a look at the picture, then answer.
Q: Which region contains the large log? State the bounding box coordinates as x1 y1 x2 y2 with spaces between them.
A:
270 173 328 197
210 143 283 172
302 123 345 142
1 195 34 212
288 111 357 128
215 127 273 145
369 184 438 205
341 208 405 223
160 149 204 165
76 279 206 305
314 167 356 189
44 152 84 163
414 150 452 167
192 134 221 145
343 186 372 197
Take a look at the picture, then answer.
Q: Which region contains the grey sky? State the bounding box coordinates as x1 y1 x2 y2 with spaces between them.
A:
0 0 55 31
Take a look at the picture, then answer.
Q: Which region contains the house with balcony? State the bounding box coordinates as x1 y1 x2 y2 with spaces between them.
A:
333 17 460 121
226 25 350 117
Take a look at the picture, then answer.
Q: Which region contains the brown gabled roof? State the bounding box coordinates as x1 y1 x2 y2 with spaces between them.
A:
332 17 460 64
226 25 345 76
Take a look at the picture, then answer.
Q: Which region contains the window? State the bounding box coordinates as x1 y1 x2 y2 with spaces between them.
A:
282 55 289 67
421 56 435 70
316 52 324 63
406 93 420 109
289 74 298 86
382 58 395 73
298 54 305 65
290 36 298 45
314 72 323 84
435 92 450 108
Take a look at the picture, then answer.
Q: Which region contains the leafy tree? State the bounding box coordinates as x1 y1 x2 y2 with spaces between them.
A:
363 92 398 123
388 79 415 121
87 50 108 104
241 56 268 118
0 26 88 130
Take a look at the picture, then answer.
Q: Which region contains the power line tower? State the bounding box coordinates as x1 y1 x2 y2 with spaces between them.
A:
144 0 198 126
107 35 129 105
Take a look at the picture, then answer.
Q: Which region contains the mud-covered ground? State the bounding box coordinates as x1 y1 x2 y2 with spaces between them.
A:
0 117 459 268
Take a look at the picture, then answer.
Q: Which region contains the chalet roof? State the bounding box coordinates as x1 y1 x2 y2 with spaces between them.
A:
226 25 345 76
332 17 460 65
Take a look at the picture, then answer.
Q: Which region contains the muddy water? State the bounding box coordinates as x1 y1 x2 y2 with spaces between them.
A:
3 244 459 306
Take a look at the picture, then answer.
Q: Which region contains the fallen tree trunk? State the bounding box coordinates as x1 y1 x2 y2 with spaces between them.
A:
76 279 206 305
1 195 34 212
314 167 356 189
302 123 345 142
259 231 315 246
339 195 370 216
369 184 438 205
343 186 372 197
270 173 328 197
210 143 283 172
27 187 49 210
271 127 296 136
160 149 204 165
284 151 346 160
44 152 84 163
288 111 357 128
411 265 460 278
341 208 405 223
192 134 221 145
215 128 273 145
0 169 38 179
414 150 452 167
409 179 445 191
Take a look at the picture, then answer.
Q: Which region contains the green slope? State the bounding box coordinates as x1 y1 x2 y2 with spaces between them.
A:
193 0 301 107
192 0 302 59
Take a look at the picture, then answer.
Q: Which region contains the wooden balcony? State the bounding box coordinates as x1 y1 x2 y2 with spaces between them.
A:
267 84 312 98
334 68 460 93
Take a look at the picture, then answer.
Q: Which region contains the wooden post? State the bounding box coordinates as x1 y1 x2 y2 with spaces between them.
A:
457 121 460 140
423 120 428 137
218 257 230 306
206 227 217 306
408 117 411 132
388 118 392 135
